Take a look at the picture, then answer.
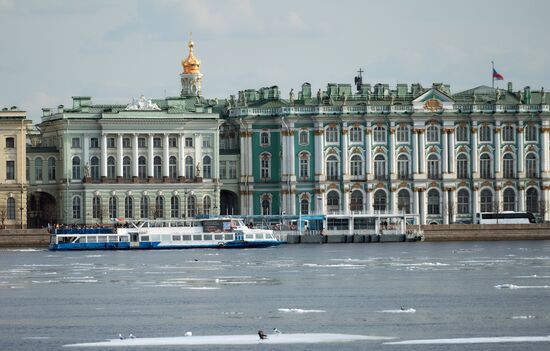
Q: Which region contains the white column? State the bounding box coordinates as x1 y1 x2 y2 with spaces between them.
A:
518 187 525 212
342 124 349 179
442 129 448 174
390 125 396 176
419 190 426 225
471 126 478 176
368 190 374 214
314 125 325 181
518 123 524 174
178 134 185 178
117 134 123 177
451 189 457 224
101 134 107 178
163 134 169 178
413 189 419 222
472 187 479 222
412 129 418 174
419 130 426 174
544 188 550 222
495 125 501 176
148 134 154 178
442 189 448 224
449 130 456 173
391 189 397 213
288 127 296 215
194 133 202 177
366 127 372 176
344 188 350 214
132 134 138 177
83 137 89 170
541 128 549 174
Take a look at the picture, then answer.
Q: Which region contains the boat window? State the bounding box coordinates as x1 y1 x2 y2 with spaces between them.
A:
224 234 234 240
245 234 254 239
203 234 212 240
193 235 202 241
182 235 192 241
88 236 97 243
214 234 223 240
120 236 129 242
151 235 161 242
256 233 264 239
172 235 181 241
141 236 150 242
108 236 118 242
74 237 83 243
162 235 171 242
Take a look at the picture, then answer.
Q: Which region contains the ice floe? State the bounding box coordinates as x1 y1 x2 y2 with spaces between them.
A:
278 308 326 313
385 335 550 345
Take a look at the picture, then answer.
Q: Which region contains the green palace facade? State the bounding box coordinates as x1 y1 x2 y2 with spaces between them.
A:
222 81 550 225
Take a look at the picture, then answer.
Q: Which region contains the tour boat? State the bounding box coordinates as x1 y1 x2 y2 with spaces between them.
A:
49 218 283 251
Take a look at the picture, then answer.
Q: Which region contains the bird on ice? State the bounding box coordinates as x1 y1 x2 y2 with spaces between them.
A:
273 328 281 334
118 334 124 340
129 333 135 339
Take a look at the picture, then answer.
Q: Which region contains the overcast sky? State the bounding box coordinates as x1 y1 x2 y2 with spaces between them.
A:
1 0 549 123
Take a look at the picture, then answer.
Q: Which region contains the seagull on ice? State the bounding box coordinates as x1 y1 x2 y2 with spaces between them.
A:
273 328 281 334
184 331 193 337
118 334 124 340
129 333 135 339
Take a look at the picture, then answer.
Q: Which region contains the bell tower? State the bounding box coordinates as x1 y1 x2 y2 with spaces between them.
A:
180 33 203 97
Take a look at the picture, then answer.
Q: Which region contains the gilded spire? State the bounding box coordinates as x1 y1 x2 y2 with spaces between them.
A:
182 32 201 74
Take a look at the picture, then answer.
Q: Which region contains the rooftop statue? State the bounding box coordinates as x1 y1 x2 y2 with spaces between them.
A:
126 95 161 110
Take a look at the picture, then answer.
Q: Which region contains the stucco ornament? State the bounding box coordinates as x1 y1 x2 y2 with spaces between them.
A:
126 95 160 110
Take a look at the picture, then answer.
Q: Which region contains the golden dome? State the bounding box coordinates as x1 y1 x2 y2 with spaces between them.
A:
182 35 201 74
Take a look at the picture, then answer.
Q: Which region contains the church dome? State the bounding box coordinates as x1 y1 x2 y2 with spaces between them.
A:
182 38 201 74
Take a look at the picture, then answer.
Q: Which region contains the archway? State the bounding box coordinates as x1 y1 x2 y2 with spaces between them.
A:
28 191 57 228
220 190 239 216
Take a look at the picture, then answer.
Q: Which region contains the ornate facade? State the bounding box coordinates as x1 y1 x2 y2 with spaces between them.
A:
223 82 550 224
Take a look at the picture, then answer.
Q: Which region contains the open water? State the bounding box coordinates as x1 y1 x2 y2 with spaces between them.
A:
1 241 550 350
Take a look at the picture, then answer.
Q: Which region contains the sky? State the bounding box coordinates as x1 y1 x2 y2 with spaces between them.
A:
1 0 549 123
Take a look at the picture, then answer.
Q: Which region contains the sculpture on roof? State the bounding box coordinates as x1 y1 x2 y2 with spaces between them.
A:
317 89 322 104
126 95 161 110
541 87 546 104
496 89 501 102
289 89 295 105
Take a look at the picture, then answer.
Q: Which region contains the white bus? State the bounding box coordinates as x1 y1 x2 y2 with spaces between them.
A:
475 212 536 224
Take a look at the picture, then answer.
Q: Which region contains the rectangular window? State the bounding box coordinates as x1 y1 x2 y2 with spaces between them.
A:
90 137 99 148
6 160 15 180
299 130 309 145
325 127 338 143
185 137 193 147
228 161 237 178
153 137 161 148
299 158 309 178
349 127 362 143
71 137 81 148
220 162 227 179
260 131 270 146
6 137 15 148
169 137 177 148
202 136 211 148
107 137 116 148
123 138 131 148
456 125 469 142
397 126 409 143
138 137 146 148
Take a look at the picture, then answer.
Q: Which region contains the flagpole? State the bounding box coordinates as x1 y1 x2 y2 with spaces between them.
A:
491 61 495 89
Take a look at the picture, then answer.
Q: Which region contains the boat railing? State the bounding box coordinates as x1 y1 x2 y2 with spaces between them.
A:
54 227 114 235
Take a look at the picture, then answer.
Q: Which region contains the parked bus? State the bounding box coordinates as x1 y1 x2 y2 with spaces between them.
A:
475 212 536 224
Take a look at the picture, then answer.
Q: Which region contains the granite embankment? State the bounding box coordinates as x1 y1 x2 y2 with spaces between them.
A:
0 229 49 248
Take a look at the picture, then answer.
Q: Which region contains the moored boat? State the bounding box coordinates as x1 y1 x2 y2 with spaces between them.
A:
49 217 283 251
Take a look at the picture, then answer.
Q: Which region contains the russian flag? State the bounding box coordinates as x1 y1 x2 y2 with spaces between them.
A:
492 68 504 81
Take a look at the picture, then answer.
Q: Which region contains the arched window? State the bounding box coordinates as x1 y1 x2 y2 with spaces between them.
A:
123 196 132 218
185 156 194 179
479 124 491 142
107 156 115 179
261 195 271 215
203 195 211 215
350 155 363 177
502 125 514 142
138 156 147 179
90 156 100 180
373 126 386 143
35 157 43 181
169 156 177 179
299 130 309 145
203 156 212 179
525 124 537 142
503 188 516 211
480 153 492 179
374 154 386 180
397 190 411 213
326 155 339 181
397 154 409 179
140 196 149 219
72 197 81 219
373 190 386 212
171 196 180 218
299 153 310 178
350 190 363 212
109 196 117 219
155 196 164 218
123 156 131 179
480 189 493 213
47 157 56 181
427 154 440 179
260 131 270 146
326 191 340 213
502 153 515 178
525 153 538 178
526 188 539 213
300 196 309 215
7 198 15 220
457 189 470 214
186 195 196 217
92 196 101 219
457 154 469 179
427 189 440 215
426 125 439 143
72 156 81 180
153 156 162 179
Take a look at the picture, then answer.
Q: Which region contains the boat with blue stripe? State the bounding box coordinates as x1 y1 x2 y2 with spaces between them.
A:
49 218 283 251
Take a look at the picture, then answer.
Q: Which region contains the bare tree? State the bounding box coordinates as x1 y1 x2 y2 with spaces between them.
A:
492 199 502 224
538 200 548 223
447 200 455 224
